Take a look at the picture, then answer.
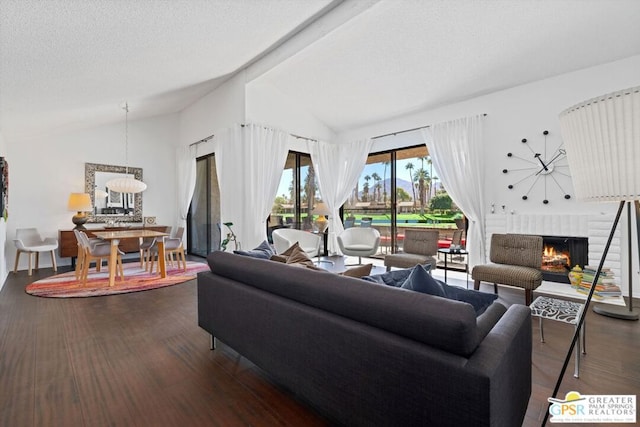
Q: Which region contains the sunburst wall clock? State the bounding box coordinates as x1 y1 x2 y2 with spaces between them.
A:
502 130 571 204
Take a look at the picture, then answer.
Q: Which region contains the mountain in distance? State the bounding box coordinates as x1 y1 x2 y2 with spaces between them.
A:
358 178 415 199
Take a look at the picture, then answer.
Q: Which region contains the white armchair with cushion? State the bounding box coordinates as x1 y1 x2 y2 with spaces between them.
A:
13 228 59 275
272 228 321 258
337 227 380 265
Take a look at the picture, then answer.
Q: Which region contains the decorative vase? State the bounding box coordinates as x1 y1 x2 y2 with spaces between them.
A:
568 265 583 288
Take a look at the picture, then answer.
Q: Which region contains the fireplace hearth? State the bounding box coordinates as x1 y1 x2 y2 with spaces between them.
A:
540 235 588 283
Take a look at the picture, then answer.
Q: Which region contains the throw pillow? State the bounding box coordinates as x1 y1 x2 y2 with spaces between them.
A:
233 240 275 259
270 254 288 263
285 244 314 267
362 263 431 287
269 242 301 263
341 264 373 278
400 265 498 315
401 265 446 296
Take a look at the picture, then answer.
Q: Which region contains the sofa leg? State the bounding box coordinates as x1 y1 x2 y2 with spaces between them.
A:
493 283 498 294
525 289 532 306
210 335 217 350
473 279 480 291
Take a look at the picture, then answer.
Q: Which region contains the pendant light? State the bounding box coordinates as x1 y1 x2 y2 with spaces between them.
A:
106 102 147 194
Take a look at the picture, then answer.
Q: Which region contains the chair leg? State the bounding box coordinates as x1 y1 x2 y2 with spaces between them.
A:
13 250 21 273
50 250 57 272
473 279 480 291
81 256 90 286
28 252 33 276
35 252 40 271
179 248 187 271
525 289 533 306
493 283 498 294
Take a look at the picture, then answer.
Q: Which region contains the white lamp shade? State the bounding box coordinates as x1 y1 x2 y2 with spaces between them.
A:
559 86 640 202
105 177 147 194
312 202 330 216
68 193 92 212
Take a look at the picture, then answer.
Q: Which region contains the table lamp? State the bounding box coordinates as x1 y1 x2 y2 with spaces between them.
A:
311 202 330 233
68 192 92 230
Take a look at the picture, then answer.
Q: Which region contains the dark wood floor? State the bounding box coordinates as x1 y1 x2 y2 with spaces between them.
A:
1 262 638 427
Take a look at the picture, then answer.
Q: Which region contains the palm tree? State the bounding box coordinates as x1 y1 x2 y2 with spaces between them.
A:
371 172 381 202
415 168 427 213
363 174 371 201
382 161 390 205
427 157 434 198
304 166 316 216
405 162 416 208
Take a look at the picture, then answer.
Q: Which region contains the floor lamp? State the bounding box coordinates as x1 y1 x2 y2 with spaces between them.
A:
541 85 640 426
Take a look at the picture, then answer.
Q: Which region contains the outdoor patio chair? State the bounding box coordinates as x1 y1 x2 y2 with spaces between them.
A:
337 227 380 265
384 229 438 272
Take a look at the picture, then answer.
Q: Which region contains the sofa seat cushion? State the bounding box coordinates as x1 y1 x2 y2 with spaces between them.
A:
207 251 480 356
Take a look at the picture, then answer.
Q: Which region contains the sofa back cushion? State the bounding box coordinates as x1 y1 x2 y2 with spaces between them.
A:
206 252 480 356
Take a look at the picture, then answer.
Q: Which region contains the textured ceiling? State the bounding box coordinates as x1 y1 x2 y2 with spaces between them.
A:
260 0 640 132
0 0 334 139
2 0 640 141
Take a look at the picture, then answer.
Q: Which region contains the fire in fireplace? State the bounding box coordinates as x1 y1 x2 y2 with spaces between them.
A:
542 245 571 273
540 236 588 283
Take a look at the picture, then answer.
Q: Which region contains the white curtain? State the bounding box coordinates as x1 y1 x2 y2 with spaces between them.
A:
176 145 197 243
308 138 373 254
422 115 486 267
215 124 290 250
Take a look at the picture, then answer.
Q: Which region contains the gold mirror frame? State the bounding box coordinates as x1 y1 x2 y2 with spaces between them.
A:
84 162 143 223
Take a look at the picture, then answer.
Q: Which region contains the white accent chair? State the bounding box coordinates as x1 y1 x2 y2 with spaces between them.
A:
272 228 321 258
337 227 380 265
13 228 58 275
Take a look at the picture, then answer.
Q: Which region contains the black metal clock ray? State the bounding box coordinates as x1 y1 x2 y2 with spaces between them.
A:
502 130 571 204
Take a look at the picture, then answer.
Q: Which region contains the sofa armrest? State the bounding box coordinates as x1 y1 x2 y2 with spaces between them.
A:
466 304 532 427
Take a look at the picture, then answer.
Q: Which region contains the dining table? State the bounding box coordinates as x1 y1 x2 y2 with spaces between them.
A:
92 229 170 287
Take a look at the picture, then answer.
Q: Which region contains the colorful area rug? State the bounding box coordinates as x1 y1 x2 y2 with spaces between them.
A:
26 261 210 298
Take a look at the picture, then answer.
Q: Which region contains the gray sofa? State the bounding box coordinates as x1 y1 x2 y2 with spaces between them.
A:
198 252 532 427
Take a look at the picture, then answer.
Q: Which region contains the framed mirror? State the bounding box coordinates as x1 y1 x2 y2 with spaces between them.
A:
85 162 143 223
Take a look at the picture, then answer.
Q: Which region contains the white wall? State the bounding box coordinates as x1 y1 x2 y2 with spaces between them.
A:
246 80 336 142
179 72 247 154
5 112 180 273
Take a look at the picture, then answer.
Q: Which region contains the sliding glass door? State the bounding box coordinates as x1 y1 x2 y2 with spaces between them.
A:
188 154 221 257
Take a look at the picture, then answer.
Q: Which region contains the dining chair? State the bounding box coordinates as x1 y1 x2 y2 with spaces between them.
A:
76 231 124 286
139 226 172 269
148 227 186 273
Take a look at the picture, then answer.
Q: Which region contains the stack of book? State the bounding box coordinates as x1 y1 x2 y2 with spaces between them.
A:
576 266 622 298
